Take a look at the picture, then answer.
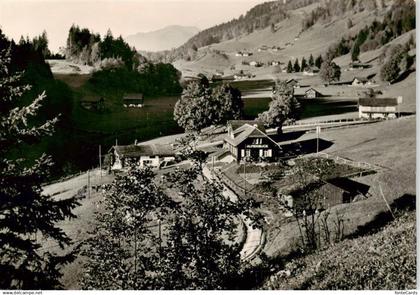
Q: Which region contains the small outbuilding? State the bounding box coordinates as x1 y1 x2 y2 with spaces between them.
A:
351 77 375 87
305 88 323 99
286 78 300 88
109 144 176 171
123 93 144 108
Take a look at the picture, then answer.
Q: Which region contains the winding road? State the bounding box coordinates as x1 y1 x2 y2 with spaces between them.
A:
202 165 263 261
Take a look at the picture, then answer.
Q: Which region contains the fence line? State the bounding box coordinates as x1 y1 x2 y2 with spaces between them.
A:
307 152 386 172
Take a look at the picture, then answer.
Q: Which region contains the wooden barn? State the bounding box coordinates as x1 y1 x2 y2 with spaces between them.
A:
358 97 402 119
305 88 323 98
123 93 144 108
288 177 371 211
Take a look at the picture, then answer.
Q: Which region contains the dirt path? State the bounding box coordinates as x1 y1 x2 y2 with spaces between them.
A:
202 165 263 261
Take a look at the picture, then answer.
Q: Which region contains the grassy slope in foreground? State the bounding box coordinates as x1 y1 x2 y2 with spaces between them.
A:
263 210 416 290
263 116 416 259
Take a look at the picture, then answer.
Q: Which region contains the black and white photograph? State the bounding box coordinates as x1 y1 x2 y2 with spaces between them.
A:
0 0 417 291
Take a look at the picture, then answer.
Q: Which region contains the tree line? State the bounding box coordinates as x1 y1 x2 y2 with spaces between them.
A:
320 0 415 62
301 0 386 30
286 54 323 73
65 25 138 69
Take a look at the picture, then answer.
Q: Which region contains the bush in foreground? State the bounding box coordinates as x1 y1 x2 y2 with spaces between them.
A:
263 211 416 290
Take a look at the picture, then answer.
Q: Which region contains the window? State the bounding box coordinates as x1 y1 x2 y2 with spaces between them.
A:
253 138 263 144
245 149 251 157
264 149 272 157
241 149 245 157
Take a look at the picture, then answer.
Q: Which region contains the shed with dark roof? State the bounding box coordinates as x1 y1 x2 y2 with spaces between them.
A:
123 93 144 108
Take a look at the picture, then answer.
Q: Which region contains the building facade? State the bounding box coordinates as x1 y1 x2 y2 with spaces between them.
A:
358 97 402 119
305 88 322 98
109 144 176 171
123 93 144 108
224 121 281 162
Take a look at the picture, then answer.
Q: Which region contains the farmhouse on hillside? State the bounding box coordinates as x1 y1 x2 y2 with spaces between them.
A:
109 143 176 171
236 51 252 57
257 45 268 52
351 77 376 87
305 88 323 99
349 62 371 70
358 97 402 119
286 78 300 88
303 66 320 76
123 93 144 108
223 120 281 162
249 61 262 67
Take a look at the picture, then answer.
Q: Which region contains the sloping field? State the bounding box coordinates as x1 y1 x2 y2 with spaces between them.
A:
264 210 416 290
263 116 416 258
174 2 390 78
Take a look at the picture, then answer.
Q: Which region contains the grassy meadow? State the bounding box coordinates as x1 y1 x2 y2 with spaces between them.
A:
49 74 359 175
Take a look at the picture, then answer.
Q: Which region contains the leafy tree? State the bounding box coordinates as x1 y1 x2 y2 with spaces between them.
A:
81 160 260 289
174 82 243 132
258 80 300 128
81 168 173 289
320 60 341 84
379 44 409 83
315 55 323 69
287 60 293 73
0 49 81 289
308 54 314 67
160 166 259 289
293 59 300 72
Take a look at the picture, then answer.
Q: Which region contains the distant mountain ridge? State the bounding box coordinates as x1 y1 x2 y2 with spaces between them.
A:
125 25 200 52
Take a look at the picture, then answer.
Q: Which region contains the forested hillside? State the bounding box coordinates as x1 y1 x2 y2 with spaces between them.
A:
145 0 321 62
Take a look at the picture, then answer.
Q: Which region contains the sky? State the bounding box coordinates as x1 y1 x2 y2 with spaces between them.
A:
0 0 267 52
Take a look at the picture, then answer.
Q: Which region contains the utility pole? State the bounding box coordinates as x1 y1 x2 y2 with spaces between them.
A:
158 219 162 253
243 158 247 198
87 169 91 199
212 156 215 178
134 227 137 287
379 184 395 219
316 126 321 154
99 145 102 178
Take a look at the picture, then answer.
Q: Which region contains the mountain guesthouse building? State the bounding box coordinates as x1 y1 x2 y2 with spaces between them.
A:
224 120 281 162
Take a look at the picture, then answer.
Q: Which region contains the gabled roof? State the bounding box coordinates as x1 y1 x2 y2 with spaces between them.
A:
359 98 398 107
304 66 319 72
224 124 281 148
286 78 299 84
123 93 144 100
305 87 321 94
113 144 175 158
227 120 265 133
327 177 370 195
352 77 369 83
